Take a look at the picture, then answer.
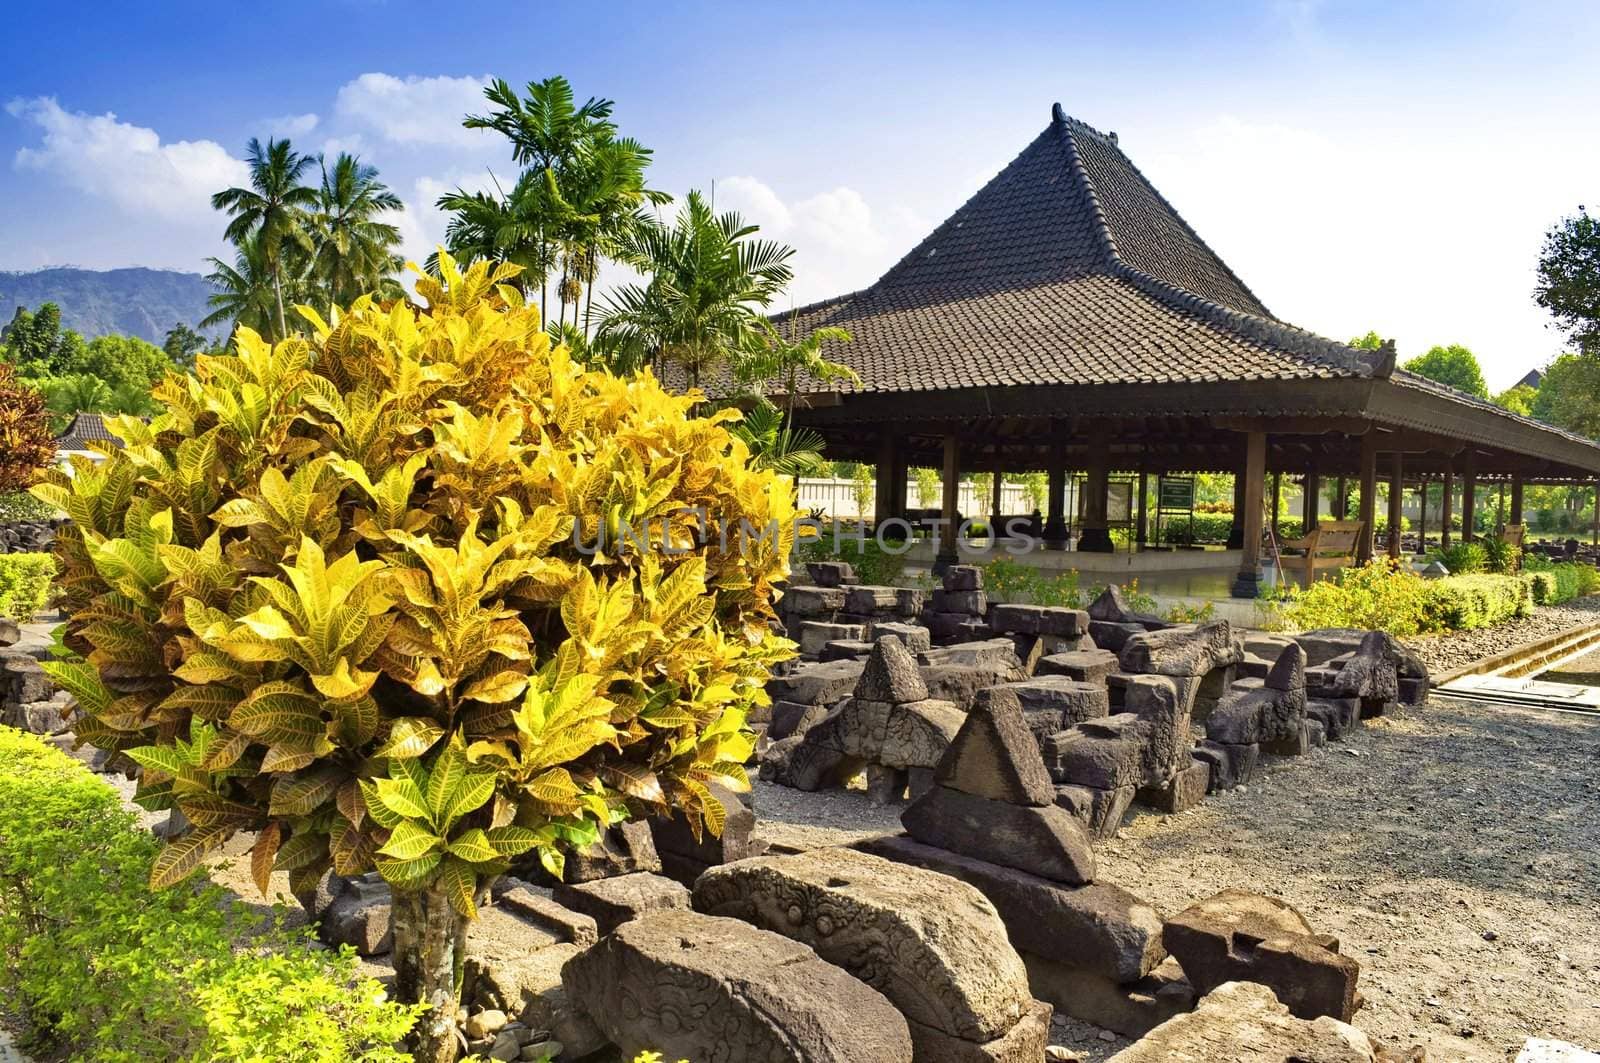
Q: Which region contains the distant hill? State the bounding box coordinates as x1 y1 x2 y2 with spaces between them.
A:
0 267 215 345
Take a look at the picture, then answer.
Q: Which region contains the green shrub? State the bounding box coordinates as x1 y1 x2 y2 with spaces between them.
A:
800 532 908 587
980 557 1083 606
1422 574 1532 630
0 726 420 1062
1524 561 1599 605
0 552 54 620
0 490 58 522
1479 534 1521 574
1430 541 1487 575
1282 560 1434 637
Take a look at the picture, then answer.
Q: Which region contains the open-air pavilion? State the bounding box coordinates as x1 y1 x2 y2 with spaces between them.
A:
775 104 1600 597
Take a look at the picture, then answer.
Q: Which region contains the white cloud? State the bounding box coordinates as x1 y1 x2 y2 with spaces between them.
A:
715 176 925 305
263 112 319 137
334 73 493 147
6 96 246 224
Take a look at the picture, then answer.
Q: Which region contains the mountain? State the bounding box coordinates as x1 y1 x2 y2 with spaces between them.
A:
0 267 215 345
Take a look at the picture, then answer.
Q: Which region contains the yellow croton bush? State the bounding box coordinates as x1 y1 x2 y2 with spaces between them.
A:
33 254 797 914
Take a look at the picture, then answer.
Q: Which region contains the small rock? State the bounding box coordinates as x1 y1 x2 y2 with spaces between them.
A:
1481 930 1497 942
489 1028 522 1060
1044 1048 1082 1062
465 1009 510 1039
1098 1029 1117 1041
521 1040 563 1061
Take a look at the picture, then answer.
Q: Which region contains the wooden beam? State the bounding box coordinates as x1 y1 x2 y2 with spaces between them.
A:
1231 431 1267 597
1304 463 1321 532
936 434 961 573
1510 475 1524 527
1461 450 1477 544
1357 433 1377 563
1044 443 1068 550
1441 466 1455 550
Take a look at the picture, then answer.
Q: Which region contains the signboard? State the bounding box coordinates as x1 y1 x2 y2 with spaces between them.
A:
1158 477 1195 511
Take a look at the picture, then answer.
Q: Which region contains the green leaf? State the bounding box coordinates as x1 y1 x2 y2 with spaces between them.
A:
125 745 189 779
373 775 430 821
150 826 227 888
437 856 478 918
358 778 405 829
374 850 441 889
373 717 445 760
268 766 344 817
441 771 496 829
273 830 329 872
377 821 442 860
446 828 498 864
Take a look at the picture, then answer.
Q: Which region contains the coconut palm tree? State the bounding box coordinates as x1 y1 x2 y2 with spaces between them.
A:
594 191 795 385
736 322 857 419
310 153 405 308
211 137 318 339
201 234 280 339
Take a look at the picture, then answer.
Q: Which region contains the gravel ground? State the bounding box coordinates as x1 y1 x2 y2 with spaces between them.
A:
751 696 1600 1062
1401 596 1600 676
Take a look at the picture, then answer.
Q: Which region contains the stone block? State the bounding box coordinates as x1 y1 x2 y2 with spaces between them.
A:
462 941 605 1057
1135 758 1209 813
1119 620 1242 678
1040 714 1146 790
562 910 912 1062
902 784 1096 885
1004 676 1110 731
857 636 930 702
768 699 830 741
800 620 866 656
1022 954 1194 1039
0 617 18 647
858 834 1163 984
1104 980 1381 1062
934 685 1056 806
894 587 926 617
552 872 691 936
560 820 661 884
1163 888 1360 1022
1089 620 1147 653
944 564 984 591
783 585 847 617
932 588 988 615
694 847 1037 1047
767 657 865 706
871 620 932 654
648 780 765 885
806 560 855 587
1053 782 1136 839
1 654 51 705
821 638 875 661
1037 648 1120 684
491 879 600 947
293 867 349 920
845 585 901 615
1192 739 1258 792
321 874 392 955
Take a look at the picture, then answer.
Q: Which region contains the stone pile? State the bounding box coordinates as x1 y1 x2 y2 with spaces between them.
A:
861 687 1188 1038
766 636 965 803
1084 584 1169 652
0 649 71 737
0 519 58 555
647 779 767 885
779 560 926 660
922 564 992 644
989 602 1094 671
694 847 1052 1061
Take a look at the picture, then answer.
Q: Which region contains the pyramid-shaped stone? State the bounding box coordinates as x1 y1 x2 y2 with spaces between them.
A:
856 636 928 704
932 686 1054 807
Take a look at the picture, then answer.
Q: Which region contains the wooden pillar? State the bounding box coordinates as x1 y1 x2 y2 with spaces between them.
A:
1334 476 1348 520
873 432 899 529
1387 451 1404 560
1231 430 1267 597
1227 467 1247 548
1270 470 1282 542
990 453 1004 535
1593 479 1599 548
1510 475 1524 527
1078 436 1113 553
1461 451 1477 543
1356 433 1377 563
1441 466 1454 550
1136 462 1149 548
935 434 961 573
1418 476 1428 547
1044 443 1068 550
1303 464 1320 533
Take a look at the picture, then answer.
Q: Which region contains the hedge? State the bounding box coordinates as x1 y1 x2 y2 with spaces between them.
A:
0 551 54 621
1524 561 1600 605
0 727 420 1062
1277 560 1533 637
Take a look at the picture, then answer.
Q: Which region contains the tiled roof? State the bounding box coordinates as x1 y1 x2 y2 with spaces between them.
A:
766 105 1388 395
54 412 119 450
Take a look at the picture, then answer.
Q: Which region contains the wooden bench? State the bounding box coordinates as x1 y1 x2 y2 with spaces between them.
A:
1278 519 1364 589
1500 523 1527 571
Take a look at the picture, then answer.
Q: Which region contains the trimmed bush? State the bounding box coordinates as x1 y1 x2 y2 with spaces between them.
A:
0 726 420 1062
980 557 1083 606
0 551 54 620
0 490 58 522
1431 541 1487 575
1279 559 1533 637
1422 574 1532 631
800 531 907 587
1524 560 1600 605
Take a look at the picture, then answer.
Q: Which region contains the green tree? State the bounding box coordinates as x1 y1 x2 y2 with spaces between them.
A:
162 322 210 370
202 233 282 340
1 303 85 378
734 323 855 419
1535 207 1600 354
1401 344 1488 399
311 153 405 308
1348 330 1384 350
1492 383 1537 417
1532 353 1600 438
595 190 795 384
211 137 318 340
69 334 170 392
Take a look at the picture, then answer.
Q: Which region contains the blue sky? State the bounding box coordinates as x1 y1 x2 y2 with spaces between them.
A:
3 0 1598 387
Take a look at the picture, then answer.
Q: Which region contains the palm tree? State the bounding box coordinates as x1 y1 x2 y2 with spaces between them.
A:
311 153 405 308
435 169 565 300
561 137 667 334
201 234 279 339
594 191 795 385
736 322 857 419
728 398 830 476
211 137 318 339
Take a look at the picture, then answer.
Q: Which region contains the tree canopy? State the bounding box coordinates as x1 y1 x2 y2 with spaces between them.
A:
1492 382 1537 417
1535 207 1600 354
1400 344 1488 399
1531 353 1600 438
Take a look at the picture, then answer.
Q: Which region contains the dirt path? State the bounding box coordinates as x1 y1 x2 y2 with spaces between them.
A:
752 697 1600 1061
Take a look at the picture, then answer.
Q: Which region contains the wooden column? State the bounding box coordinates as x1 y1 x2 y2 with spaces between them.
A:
1270 470 1282 542
1441 467 1454 550
1231 430 1267 598
1044 443 1068 550
873 432 899 529
990 454 1004 536
935 434 961 573
1510 475 1524 527
1078 436 1113 553
1356 433 1378 563
1461 451 1477 543
1593 479 1599 548
1227 467 1247 548
1136 463 1149 548
1334 476 1348 520
1418 476 1428 547
1303 464 1320 533
1387 451 1404 559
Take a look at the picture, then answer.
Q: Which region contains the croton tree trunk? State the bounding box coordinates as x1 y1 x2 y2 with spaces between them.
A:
391 884 468 1063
